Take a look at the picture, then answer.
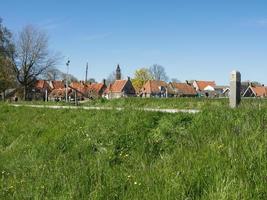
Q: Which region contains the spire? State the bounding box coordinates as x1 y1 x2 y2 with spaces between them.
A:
116 64 121 80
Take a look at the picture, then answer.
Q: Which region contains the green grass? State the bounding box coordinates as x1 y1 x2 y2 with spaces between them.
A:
82 97 267 110
0 102 267 199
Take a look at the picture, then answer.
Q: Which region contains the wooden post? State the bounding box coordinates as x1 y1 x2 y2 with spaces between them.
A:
75 90 77 106
230 70 241 108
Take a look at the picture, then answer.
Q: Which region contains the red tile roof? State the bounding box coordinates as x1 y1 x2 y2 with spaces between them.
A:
87 83 106 94
251 86 267 97
195 81 216 91
51 81 65 89
142 80 168 94
171 82 197 95
35 80 47 90
107 80 128 93
49 88 71 98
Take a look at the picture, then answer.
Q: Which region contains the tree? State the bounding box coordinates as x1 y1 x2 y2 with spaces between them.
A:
106 71 117 85
149 64 168 81
171 78 181 83
0 18 16 100
132 68 152 92
13 25 59 100
61 72 78 83
43 67 62 80
0 59 16 100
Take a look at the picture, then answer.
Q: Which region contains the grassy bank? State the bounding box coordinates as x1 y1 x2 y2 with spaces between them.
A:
0 104 267 199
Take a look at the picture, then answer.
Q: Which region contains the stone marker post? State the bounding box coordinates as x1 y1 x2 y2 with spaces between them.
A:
230 70 241 108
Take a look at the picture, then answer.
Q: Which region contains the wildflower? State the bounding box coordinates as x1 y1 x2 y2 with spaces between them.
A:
125 154 129 157
134 182 137 185
2 171 5 174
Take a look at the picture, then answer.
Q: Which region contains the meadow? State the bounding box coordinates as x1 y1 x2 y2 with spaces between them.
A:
0 99 267 199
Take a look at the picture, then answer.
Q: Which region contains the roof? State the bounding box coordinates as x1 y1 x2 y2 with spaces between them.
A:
49 88 71 98
35 80 48 90
87 83 106 94
108 80 128 93
195 81 216 91
171 82 197 95
51 81 65 89
250 86 267 97
214 85 229 90
142 80 168 94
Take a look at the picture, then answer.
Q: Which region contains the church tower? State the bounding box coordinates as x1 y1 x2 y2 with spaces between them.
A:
116 64 121 80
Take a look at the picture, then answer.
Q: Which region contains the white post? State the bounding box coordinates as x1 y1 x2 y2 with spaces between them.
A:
45 89 48 102
230 70 241 108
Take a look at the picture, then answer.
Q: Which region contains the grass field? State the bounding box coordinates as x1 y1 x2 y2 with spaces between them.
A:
1 99 267 199
12 97 267 110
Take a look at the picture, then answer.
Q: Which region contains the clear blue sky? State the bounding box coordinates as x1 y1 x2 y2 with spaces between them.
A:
1 0 267 84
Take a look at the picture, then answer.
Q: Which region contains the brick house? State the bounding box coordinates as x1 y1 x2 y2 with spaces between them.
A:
169 82 197 97
32 80 51 101
140 80 172 98
49 80 65 90
103 78 136 99
243 85 267 98
192 80 216 97
86 80 107 98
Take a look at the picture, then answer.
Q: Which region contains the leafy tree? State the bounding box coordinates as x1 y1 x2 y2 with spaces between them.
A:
149 64 168 81
0 18 16 100
132 68 152 92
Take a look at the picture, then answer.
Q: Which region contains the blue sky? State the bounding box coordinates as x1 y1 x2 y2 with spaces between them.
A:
1 0 267 84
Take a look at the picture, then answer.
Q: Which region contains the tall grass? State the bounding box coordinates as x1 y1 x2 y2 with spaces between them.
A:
0 103 267 199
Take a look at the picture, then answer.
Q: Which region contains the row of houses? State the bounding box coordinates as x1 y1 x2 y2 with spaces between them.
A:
31 79 267 102
2 65 267 101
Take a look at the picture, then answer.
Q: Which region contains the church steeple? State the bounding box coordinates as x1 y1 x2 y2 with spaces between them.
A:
116 64 121 80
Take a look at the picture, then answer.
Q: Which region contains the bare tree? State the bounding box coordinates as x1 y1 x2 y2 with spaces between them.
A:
61 72 78 83
13 25 59 100
171 78 181 83
43 67 62 80
149 64 168 81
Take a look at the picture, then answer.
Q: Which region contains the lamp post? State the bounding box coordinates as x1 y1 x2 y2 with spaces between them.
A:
65 59 70 102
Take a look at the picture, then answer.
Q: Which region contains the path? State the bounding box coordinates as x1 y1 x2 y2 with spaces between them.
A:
11 104 200 114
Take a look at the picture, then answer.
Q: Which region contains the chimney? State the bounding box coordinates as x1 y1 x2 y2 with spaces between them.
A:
127 76 131 81
103 79 106 86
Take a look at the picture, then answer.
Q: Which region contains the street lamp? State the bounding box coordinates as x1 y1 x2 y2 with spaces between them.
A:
65 59 70 102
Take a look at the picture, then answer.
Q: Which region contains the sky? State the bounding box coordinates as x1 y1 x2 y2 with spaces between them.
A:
1 0 267 85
